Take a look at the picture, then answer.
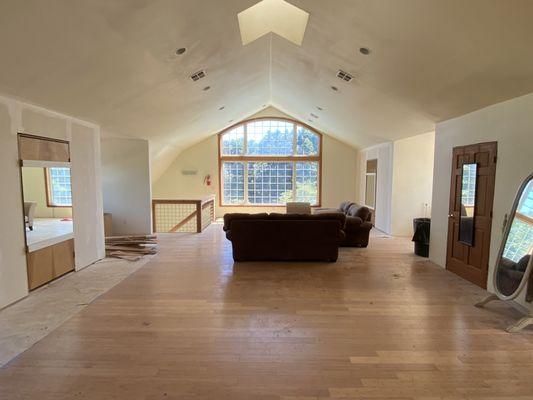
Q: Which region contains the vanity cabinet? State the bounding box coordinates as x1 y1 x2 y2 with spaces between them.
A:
27 239 74 290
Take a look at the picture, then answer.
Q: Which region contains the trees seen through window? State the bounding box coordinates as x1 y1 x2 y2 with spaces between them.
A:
219 118 321 206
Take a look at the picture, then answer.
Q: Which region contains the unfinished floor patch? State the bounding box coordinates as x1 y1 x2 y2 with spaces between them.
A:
0 255 152 366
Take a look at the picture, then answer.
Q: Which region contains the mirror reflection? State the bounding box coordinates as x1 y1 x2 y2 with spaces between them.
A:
459 163 477 246
496 177 533 296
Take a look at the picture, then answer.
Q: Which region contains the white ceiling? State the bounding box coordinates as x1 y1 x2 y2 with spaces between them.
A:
0 0 532 180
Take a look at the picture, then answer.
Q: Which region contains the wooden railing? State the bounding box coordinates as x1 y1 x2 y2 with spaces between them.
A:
152 195 215 233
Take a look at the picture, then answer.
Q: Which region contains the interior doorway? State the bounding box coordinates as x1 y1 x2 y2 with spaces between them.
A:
446 141 497 288
365 159 377 225
18 134 75 290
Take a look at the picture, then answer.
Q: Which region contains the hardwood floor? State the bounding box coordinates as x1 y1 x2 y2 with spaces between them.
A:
1 224 532 399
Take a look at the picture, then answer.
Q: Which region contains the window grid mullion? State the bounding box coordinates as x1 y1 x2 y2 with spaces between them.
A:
292 123 297 156
243 122 248 155
243 123 248 205
244 161 249 205
292 162 296 202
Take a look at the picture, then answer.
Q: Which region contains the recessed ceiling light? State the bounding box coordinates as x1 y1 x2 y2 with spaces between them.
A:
176 47 187 55
316 106 323 111
218 106 225 110
359 47 371 55
203 86 211 91
331 86 339 92
310 113 319 118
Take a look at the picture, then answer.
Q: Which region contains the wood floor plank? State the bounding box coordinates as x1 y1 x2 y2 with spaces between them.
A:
0 224 532 400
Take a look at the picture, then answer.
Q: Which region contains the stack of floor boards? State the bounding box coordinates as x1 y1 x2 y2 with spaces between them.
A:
105 235 157 261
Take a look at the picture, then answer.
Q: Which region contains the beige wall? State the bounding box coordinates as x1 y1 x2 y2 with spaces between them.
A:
430 92 533 312
0 95 105 309
391 132 435 236
152 109 359 217
21 167 72 218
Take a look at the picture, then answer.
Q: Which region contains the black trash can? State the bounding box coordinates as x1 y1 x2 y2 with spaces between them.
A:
412 218 430 257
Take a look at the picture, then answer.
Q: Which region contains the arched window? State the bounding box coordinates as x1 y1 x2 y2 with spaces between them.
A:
218 118 322 206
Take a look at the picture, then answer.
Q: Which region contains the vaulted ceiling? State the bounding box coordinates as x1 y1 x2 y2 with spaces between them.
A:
1 0 532 180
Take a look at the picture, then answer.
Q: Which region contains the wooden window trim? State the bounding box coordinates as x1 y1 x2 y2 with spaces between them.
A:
217 117 323 207
45 168 72 208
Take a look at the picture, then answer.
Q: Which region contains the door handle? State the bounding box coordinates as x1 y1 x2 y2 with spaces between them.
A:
448 214 454 218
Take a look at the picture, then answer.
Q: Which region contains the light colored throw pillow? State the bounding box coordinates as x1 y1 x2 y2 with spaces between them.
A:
286 202 311 215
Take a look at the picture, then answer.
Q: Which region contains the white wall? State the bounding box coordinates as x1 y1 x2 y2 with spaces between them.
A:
152 109 359 217
391 132 435 236
0 101 27 309
71 122 105 270
0 96 105 309
430 92 533 311
101 138 152 235
358 143 394 234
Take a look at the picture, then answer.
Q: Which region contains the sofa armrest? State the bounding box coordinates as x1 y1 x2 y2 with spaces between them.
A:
345 216 363 229
360 221 373 232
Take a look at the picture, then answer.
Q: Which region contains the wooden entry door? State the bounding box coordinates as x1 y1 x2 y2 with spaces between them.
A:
446 142 497 288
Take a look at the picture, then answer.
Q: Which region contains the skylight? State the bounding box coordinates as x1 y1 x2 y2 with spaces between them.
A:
237 0 309 46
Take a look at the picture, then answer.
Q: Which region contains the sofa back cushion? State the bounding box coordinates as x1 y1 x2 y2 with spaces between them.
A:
269 212 346 225
223 213 268 231
347 203 372 222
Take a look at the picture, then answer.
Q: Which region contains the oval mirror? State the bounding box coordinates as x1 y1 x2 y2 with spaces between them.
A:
494 173 533 299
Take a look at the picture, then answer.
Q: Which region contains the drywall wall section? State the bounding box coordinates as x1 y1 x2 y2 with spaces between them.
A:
0 102 27 309
430 93 533 311
391 132 435 236
21 167 73 218
0 96 104 309
101 138 152 235
71 122 105 270
358 143 393 234
152 114 359 217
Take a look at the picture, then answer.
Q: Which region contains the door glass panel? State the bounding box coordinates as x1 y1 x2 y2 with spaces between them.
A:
459 163 477 246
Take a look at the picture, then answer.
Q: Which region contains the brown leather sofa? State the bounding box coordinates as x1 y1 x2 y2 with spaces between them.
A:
315 202 373 247
223 213 346 262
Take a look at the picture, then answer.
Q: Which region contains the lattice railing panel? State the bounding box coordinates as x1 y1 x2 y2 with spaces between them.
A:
154 203 197 233
201 200 214 231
